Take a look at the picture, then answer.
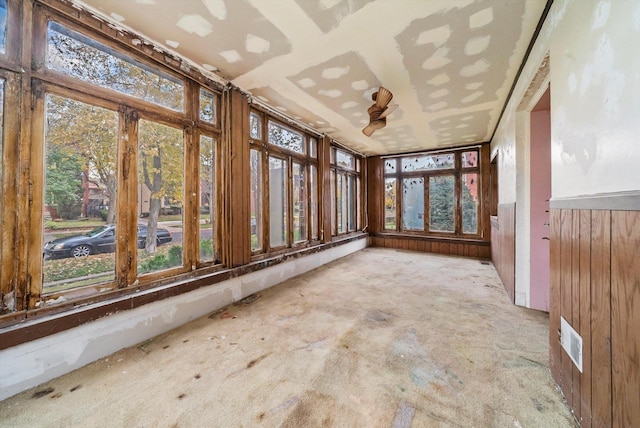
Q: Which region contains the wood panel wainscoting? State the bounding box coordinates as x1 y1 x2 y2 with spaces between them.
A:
491 203 516 303
369 234 490 259
549 193 640 427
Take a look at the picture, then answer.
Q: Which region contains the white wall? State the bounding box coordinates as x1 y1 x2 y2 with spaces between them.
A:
0 239 367 401
491 0 640 307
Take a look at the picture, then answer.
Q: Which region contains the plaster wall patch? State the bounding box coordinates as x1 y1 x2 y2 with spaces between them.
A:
203 63 218 71
461 91 484 103
298 78 316 88
341 101 358 109
351 80 368 90
430 88 450 99
592 1 610 30
460 59 490 77
469 7 493 29
320 0 343 10
135 0 156 4
166 40 180 48
322 66 350 79
427 73 450 86
465 35 491 56
203 0 227 21
110 12 125 22
318 89 342 98
422 48 451 70
428 101 447 111
176 14 213 37
465 82 483 90
246 34 271 54
416 25 451 47
220 50 243 63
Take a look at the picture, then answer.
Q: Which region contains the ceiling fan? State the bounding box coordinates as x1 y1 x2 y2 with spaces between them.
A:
362 86 398 137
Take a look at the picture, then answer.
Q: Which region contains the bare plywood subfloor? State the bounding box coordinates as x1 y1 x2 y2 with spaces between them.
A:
0 248 576 427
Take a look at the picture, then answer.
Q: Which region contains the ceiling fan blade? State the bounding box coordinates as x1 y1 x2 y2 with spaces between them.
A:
375 86 393 109
362 123 376 137
378 104 398 119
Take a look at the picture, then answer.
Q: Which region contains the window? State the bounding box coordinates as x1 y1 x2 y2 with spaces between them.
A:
43 94 118 292
199 89 216 124
199 134 216 262
137 119 184 274
0 0 6 54
269 156 287 248
383 147 481 237
46 22 184 112
250 112 319 253
250 149 262 251
330 146 361 236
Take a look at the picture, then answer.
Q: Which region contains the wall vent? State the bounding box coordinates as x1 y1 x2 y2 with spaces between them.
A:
560 316 583 372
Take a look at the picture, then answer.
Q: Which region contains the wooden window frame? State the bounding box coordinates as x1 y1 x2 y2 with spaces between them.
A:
382 146 483 239
329 145 362 237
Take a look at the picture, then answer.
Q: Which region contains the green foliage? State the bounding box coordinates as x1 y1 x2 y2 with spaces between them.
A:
138 245 182 273
45 145 83 220
199 238 214 258
429 176 455 232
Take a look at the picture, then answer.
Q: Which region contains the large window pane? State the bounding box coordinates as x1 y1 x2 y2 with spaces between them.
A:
42 95 118 293
348 175 356 231
199 135 215 262
0 0 6 54
384 178 396 230
47 22 184 112
429 175 455 232
137 120 183 274
462 173 479 234
310 165 318 240
292 162 306 243
269 121 303 153
269 156 287 247
330 170 336 235
402 178 424 231
337 173 347 233
250 149 262 251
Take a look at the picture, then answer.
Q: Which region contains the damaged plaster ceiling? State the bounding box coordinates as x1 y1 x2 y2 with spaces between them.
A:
71 0 546 155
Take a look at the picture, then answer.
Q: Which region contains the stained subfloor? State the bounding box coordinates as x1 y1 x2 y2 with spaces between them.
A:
0 248 576 427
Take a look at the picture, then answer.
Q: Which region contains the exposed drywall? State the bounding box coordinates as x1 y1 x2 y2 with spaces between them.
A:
71 0 547 155
0 239 367 401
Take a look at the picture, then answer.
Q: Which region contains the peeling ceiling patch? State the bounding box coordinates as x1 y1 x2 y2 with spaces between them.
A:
469 7 493 29
461 91 484 103
176 14 213 37
322 66 350 79
166 40 180 48
319 0 343 10
352 80 368 90
427 73 450 86
416 25 451 47
428 101 447 111
430 88 450 99
341 101 358 109
460 59 490 77
135 0 155 4
422 48 451 70
465 82 483 90
220 50 243 63
203 0 227 21
318 89 342 98
246 34 271 54
465 35 491 56
110 12 125 22
298 78 316 88
202 63 218 71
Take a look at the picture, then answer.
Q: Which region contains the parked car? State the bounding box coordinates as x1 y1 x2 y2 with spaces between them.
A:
44 224 172 259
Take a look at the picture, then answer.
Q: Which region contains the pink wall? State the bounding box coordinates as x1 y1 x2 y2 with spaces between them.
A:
529 105 551 311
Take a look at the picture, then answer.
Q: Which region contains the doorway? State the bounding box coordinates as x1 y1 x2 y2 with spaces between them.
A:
529 86 551 311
